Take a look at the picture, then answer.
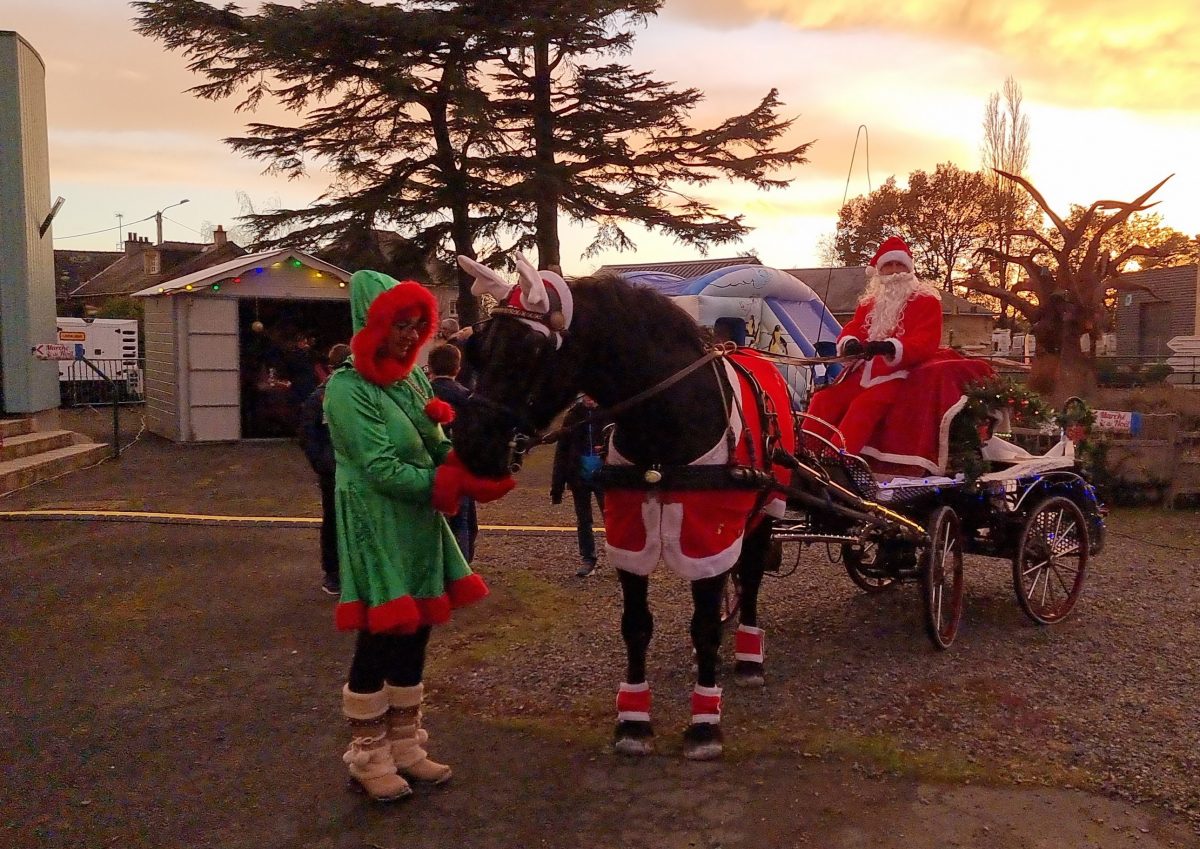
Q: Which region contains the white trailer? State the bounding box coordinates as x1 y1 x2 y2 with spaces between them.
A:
55 317 143 402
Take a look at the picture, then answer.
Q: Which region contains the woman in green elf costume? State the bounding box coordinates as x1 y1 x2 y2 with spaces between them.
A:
324 270 514 802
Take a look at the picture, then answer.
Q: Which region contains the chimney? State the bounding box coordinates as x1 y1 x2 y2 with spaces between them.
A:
212 224 227 248
125 232 147 255
143 246 162 276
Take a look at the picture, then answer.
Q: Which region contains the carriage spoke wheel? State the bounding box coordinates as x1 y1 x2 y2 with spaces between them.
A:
720 568 742 626
1012 496 1090 625
920 506 965 650
842 541 896 593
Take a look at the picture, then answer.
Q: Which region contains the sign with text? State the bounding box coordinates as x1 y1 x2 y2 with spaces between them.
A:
31 343 83 361
1093 409 1142 435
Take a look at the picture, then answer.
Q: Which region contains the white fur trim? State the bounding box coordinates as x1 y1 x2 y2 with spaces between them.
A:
617 711 651 722
619 681 650 693
342 685 389 721
883 337 904 367
874 249 913 271
693 685 722 696
859 358 909 388
691 714 721 724
836 335 860 356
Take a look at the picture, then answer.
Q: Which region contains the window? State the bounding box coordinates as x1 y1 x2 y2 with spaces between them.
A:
1138 302 1171 356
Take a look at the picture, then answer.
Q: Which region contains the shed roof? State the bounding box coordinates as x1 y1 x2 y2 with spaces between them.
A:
130 248 350 297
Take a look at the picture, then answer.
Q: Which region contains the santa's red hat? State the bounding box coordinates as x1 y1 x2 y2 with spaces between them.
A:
870 236 914 272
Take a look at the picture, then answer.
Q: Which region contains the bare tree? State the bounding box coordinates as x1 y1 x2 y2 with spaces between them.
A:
981 77 1031 324
967 170 1173 400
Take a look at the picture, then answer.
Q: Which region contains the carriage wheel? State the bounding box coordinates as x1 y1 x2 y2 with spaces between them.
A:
720 568 741 625
920 506 965 650
1012 495 1090 625
842 541 897 593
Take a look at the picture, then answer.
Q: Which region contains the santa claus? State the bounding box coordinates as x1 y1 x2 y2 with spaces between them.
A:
805 236 943 456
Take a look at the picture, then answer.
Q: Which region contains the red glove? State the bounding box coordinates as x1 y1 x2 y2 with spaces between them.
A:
432 460 465 515
461 471 516 503
424 398 456 425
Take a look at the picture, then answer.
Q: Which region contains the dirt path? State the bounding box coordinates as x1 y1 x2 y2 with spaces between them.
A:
1 435 1197 848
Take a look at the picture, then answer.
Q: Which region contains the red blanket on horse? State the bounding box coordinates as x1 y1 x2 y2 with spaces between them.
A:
856 349 995 476
604 349 795 580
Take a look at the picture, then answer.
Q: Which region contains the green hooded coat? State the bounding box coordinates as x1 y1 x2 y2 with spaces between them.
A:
323 270 487 633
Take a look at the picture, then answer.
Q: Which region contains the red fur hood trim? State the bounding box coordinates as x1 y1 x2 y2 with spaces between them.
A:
350 281 439 386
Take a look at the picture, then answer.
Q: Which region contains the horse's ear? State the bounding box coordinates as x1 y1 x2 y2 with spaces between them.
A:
457 255 514 301
514 252 551 314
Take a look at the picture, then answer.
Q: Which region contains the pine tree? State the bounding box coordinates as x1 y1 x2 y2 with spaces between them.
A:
481 0 813 269
133 0 519 323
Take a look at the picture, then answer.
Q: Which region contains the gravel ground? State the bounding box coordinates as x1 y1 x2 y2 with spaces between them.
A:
7 419 1199 836
467 451 1200 829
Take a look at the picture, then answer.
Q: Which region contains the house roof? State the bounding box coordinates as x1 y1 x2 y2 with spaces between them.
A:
68 241 247 299
131 248 351 297
53 249 123 299
1112 264 1198 302
786 267 993 317
597 256 762 279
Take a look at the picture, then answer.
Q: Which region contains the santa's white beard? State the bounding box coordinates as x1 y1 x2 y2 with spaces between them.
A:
861 271 938 341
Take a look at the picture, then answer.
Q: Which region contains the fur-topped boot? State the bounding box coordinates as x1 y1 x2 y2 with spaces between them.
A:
342 685 413 802
385 683 452 785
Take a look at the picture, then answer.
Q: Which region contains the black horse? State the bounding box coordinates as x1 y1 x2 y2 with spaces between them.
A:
452 254 790 760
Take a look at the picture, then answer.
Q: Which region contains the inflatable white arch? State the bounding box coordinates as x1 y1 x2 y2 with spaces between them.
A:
620 264 843 405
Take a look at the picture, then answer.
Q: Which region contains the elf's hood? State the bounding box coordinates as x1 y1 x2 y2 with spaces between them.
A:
348 270 438 386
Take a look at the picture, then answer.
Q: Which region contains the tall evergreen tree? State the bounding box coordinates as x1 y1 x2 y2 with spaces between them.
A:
482 0 813 269
134 0 518 322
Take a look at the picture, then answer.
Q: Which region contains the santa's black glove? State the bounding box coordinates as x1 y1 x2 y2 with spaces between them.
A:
841 338 864 356
863 340 897 358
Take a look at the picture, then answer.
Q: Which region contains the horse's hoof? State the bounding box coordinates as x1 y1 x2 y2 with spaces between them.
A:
682 723 724 761
734 660 765 688
613 720 654 756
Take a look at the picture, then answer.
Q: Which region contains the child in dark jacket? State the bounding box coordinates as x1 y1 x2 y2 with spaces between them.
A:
428 343 478 563
298 343 351 594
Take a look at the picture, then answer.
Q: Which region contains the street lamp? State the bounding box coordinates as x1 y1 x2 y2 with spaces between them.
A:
155 198 190 245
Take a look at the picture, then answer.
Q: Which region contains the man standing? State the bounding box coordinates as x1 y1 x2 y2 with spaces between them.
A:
427 343 478 562
805 236 942 455
551 395 608 577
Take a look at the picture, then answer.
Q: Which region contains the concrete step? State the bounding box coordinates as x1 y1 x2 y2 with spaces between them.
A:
0 430 77 463
0 443 111 494
0 418 35 439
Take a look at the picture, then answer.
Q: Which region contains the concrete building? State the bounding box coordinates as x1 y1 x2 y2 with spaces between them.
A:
1113 265 1198 357
0 31 59 415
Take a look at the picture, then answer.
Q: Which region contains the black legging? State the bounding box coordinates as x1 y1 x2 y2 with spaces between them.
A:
347 627 432 692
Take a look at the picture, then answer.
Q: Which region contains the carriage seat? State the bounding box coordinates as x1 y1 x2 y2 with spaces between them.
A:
853 349 995 478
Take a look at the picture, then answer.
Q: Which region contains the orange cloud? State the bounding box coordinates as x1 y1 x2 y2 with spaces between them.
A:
667 0 1200 110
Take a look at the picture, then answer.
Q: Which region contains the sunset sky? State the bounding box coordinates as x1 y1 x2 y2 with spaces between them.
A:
6 0 1200 272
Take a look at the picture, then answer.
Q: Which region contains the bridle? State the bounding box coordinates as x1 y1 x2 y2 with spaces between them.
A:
467 306 729 472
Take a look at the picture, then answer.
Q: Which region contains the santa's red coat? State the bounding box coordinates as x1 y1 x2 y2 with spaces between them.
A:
835 293 942 387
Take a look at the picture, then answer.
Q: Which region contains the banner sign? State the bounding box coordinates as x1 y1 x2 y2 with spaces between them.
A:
31 343 83 361
1093 409 1141 435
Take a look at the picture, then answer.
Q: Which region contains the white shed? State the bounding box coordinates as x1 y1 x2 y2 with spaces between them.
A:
131 248 353 442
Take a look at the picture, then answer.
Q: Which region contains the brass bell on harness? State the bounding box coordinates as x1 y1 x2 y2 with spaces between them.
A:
547 311 567 331
644 469 663 484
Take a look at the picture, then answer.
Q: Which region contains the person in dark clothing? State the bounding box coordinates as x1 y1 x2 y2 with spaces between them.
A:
298 343 352 595
427 343 478 563
551 395 608 577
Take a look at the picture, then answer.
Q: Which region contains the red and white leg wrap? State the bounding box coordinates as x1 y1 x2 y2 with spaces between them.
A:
691 685 722 725
734 625 765 664
616 682 651 723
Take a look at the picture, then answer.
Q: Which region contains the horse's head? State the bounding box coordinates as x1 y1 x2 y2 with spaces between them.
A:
453 254 583 477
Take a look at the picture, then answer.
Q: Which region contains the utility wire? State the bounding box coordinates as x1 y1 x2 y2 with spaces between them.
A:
56 213 155 241
163 215 204 237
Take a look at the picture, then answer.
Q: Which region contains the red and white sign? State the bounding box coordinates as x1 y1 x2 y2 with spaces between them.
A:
31 343 81 361
1094 409 1138 434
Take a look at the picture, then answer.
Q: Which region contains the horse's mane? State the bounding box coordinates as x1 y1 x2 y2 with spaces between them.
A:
567 272 707 354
